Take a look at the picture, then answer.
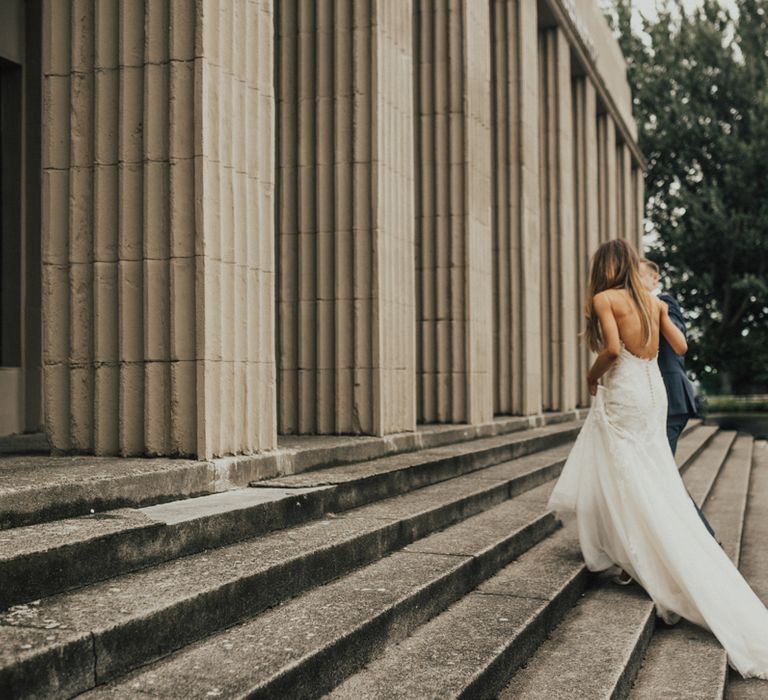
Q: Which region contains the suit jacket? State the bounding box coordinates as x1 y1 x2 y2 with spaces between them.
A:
658 292 698 417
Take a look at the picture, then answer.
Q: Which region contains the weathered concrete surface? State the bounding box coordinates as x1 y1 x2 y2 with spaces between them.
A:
0 455 214 528
0 514 397 696
633 620 726 700
332 593 546 700
329 527 588 699
266 420 582 488
0 623 92 700
262 421 581 516
0 423 717 697
0 486 333 609
500 582 654 699
0 447 566 697
0 435 574 610
676 424 719 473
0 509 161 609
79 493 559 699
680 430 737 504
139 485 332 525
0 412 585 529
403 481 553 557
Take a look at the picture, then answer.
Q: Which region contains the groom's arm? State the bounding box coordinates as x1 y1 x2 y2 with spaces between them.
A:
659 293 688 340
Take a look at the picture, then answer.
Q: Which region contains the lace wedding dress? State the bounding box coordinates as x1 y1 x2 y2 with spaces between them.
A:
548 345 768 679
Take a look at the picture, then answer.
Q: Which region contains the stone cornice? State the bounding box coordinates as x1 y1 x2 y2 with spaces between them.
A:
546 0 648 170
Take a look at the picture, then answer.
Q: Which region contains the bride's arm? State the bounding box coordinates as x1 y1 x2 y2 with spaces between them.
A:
586 292 621 395
658 298 688 355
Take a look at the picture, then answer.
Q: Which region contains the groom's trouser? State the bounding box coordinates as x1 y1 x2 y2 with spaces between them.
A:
666 414 688 455
668 413 717 538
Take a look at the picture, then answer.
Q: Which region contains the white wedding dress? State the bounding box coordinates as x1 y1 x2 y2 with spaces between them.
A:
548 345 768 679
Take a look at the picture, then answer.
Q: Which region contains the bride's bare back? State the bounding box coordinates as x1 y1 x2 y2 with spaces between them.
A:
587 285 686 394
601 288 660 360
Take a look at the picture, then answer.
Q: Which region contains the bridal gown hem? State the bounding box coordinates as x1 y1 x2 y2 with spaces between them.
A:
547 346 768 680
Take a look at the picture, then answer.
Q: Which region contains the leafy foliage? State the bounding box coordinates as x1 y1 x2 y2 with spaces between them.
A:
610 0 768 393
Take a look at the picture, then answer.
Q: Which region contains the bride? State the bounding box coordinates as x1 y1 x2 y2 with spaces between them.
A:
548 238 768 679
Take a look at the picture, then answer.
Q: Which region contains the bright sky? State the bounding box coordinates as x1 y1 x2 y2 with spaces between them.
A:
630 0 738 20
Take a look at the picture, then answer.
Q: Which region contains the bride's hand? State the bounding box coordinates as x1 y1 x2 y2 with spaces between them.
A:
588 376 598 396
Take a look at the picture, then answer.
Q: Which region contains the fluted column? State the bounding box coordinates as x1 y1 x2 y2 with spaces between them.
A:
196 0 276 458
276 0 416 436
538 26 577 412
596 113 618 243
617 141 633 241
415 0 493 425
41 0 276 458
634 164 645 252
572 76 599 407
605 115 618 240
491 0 542 417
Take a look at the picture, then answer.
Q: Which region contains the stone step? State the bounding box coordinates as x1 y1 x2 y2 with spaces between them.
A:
0 439 579 699
82 482 577 699
0 412 586 530
259 420 585 510
677 423 719 474
325 429 730 700
727 439 768 699
0 423 715 699
629 435 753 700
0 422 583 609
326 523 588 700
499 430 738 700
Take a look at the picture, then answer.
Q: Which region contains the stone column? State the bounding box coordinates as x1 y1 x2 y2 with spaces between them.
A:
415 0 493 425
41 0 276 458
596 113 618 243
604 117 618 241
615 142 625 239
618 141 633 241
196 0 276 458
276 0 416 436
491 0 542 417
538 26 577 412
572 76 599 407
634 164 645 252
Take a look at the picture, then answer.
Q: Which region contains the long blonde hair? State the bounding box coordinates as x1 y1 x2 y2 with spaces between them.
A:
583 239 653 352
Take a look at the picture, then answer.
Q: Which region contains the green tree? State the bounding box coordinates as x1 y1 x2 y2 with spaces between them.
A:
610 0 768 393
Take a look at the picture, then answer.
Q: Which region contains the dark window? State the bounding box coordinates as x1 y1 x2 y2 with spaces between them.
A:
0 58 22 367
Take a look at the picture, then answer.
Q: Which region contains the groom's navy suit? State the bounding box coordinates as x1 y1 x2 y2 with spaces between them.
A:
658 291 716 537
658 292 698 453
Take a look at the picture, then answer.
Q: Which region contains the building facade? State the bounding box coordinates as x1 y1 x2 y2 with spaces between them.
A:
0 0 644 459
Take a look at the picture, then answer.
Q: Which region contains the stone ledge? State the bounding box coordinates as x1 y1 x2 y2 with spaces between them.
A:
0 410 588 530
215 409 591 489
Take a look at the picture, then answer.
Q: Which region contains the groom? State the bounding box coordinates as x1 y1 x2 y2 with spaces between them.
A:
639 258 716 538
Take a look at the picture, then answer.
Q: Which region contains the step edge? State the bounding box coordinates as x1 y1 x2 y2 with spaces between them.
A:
0 443 572 609
0 466 566 696
100 508 558 698
462 426 724 698
0 418 584 531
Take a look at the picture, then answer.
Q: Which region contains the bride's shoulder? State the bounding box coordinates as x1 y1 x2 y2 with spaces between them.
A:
592 290 615 312
594 288 621 303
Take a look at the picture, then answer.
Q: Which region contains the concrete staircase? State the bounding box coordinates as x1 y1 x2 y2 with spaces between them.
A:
1 417 766 699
